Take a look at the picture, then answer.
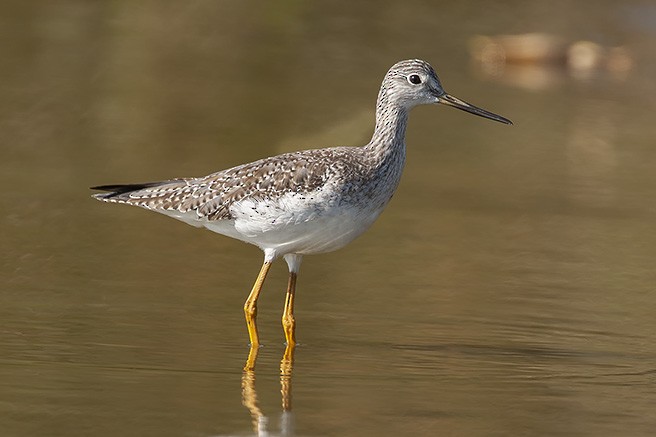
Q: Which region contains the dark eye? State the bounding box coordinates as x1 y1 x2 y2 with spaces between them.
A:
408 74 422 85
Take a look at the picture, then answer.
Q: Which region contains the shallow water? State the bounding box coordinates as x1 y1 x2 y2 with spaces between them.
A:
2 1 656 436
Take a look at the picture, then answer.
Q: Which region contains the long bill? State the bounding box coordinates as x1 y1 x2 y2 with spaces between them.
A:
438 92 513 125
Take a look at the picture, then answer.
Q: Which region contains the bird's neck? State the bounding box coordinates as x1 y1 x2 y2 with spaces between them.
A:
365 93 409 165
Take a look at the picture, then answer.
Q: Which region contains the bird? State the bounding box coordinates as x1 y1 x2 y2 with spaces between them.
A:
91 59 512 347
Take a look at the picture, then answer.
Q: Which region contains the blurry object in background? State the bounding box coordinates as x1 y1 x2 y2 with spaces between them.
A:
470 33 568 66
469 33 634 90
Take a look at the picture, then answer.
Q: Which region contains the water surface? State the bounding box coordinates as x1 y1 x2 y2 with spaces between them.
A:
2 1 656 436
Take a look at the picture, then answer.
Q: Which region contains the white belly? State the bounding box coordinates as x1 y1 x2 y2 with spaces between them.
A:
203 188 387 259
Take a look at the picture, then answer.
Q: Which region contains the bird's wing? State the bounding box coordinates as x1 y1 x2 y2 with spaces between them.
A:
91 148 352 221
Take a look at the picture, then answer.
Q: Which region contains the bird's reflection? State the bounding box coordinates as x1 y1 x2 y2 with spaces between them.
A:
241 343 295 436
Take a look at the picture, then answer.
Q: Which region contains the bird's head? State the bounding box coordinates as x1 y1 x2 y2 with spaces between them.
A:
382 59 512 125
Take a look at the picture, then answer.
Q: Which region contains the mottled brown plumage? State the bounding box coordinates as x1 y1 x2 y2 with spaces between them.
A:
93 147 374 220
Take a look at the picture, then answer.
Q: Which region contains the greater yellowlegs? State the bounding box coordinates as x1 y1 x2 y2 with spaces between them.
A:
92 59 512 347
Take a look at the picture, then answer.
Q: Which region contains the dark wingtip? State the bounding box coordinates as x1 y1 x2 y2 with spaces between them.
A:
90 182 163 199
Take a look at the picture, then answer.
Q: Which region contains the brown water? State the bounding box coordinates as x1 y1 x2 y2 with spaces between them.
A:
2 1 656 436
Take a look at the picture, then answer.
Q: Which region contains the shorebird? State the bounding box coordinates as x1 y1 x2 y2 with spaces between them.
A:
92 59 512 347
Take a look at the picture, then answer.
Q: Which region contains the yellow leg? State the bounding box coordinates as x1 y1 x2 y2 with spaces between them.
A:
281 271 297 346
244 261 272 347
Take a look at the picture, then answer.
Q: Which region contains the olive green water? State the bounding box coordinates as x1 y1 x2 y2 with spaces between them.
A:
2 1 656 436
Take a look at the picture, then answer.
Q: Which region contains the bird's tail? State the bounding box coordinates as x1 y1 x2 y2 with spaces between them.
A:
90 182 166 201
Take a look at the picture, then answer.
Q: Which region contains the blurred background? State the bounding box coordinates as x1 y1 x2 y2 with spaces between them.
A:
1 1 656 436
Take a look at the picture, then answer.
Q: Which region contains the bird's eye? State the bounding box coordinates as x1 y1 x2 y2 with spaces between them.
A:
408 74 422 85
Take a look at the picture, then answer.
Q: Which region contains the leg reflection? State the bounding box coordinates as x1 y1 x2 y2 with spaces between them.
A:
241 345 268 434
241 343 296 436
280 342 295 436
280 342 295 412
